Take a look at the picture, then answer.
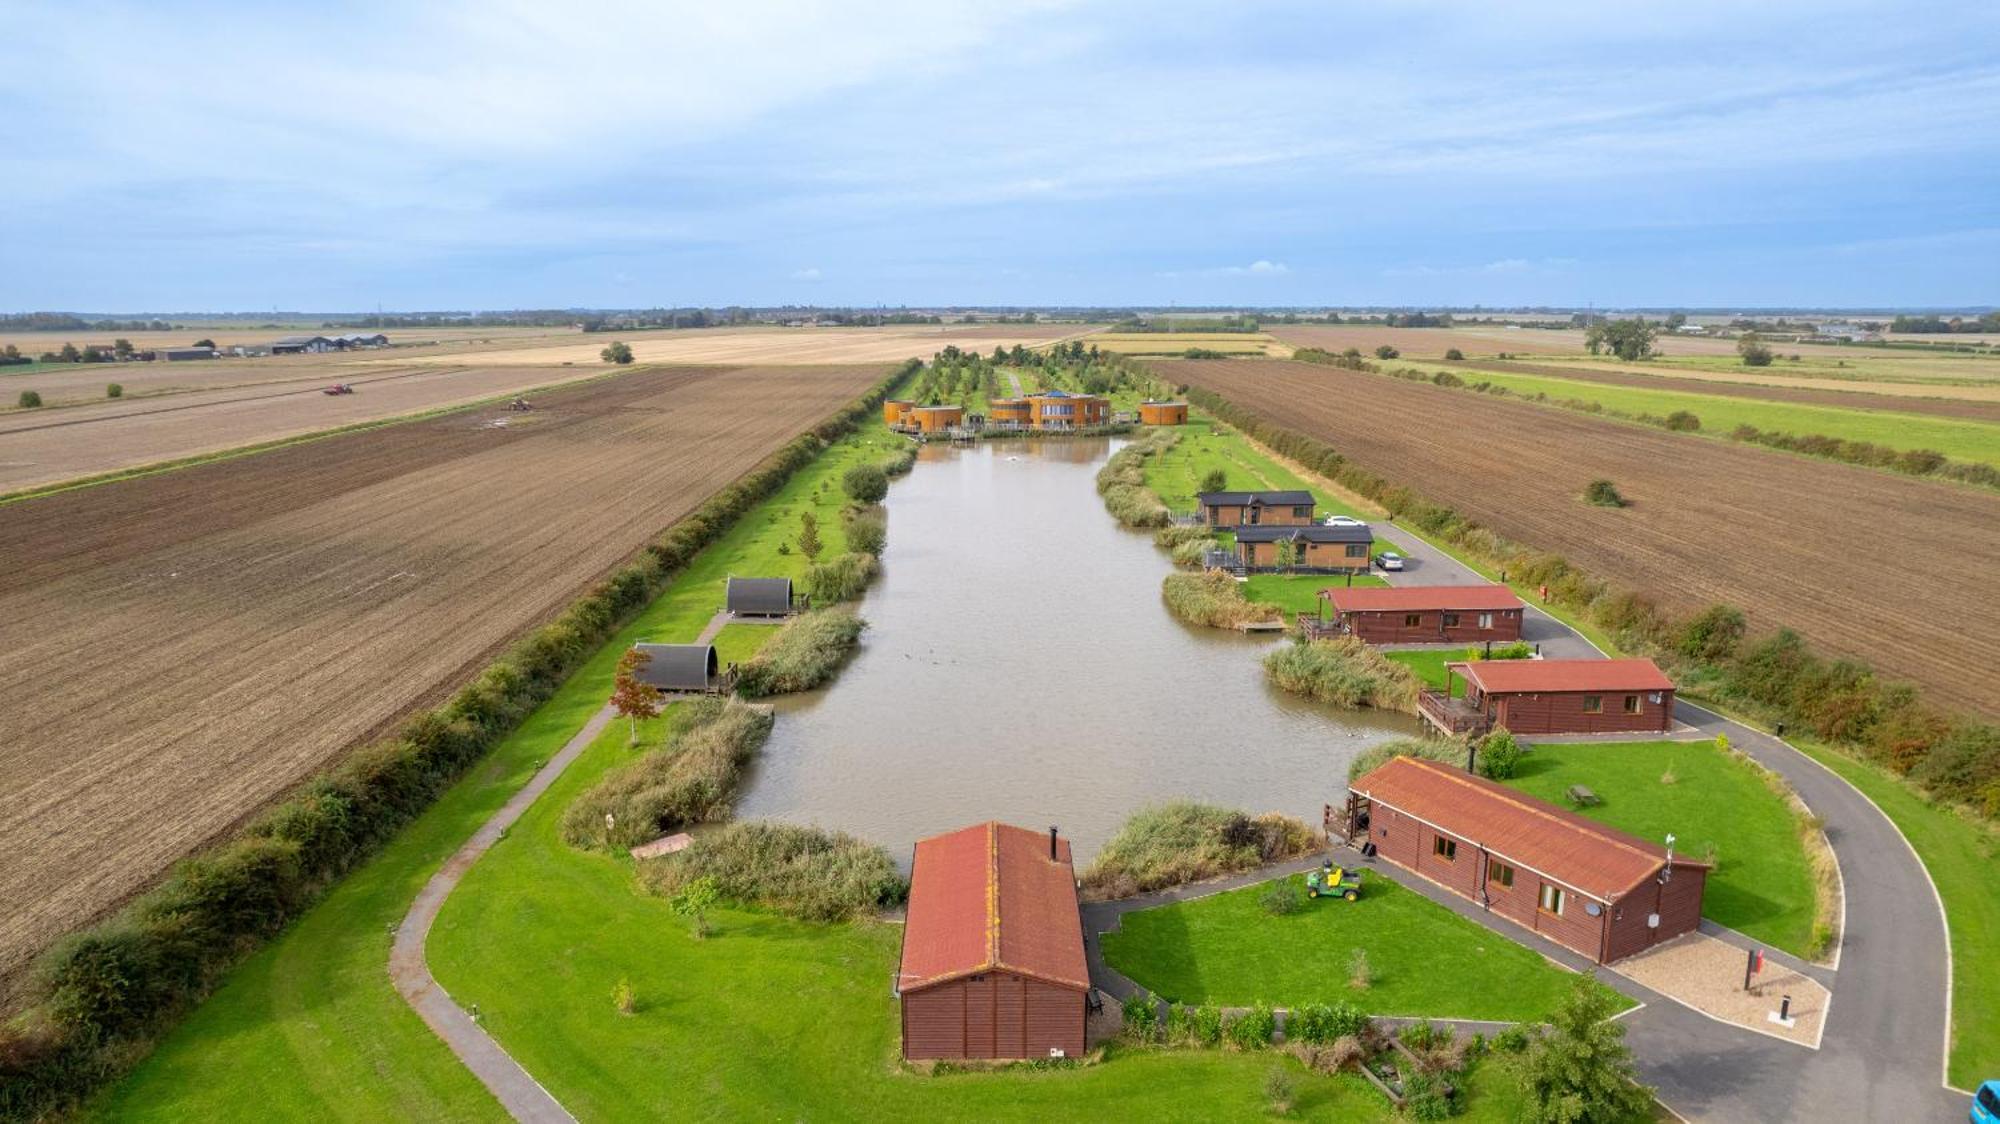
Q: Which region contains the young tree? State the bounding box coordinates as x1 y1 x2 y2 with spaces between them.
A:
1201 467 1228 493
1584 318 1658 361
797 511 823 562
58 342 81 362
1519 978 1654 1123
1443 347 1465 361
113 338 134 356
600 340 634 364
669 876 722 939
193 338 216 349
1374 344 1399 360
609 648 662 745
1737 333 1774 367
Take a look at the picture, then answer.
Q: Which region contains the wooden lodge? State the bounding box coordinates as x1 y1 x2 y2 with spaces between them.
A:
1195 489 1316 527
883 399 916 426
1230 523 1372 574
1418 658 1677 737
898 822 1090 1061
905 405 965 434
1346 756 1709 964
628 643 732 694
989 398 1032 427
1316 584 1524 644
1026 390 1109 428
1137 400 1188 425
726 576 796 618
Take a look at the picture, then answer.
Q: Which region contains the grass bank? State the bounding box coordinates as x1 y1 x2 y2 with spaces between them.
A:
1102 875 1630 1022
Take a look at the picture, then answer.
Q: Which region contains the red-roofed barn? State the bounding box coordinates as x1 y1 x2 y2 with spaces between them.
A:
897 822 1090 1060
1321 583 1524 644
1348 756 1709 963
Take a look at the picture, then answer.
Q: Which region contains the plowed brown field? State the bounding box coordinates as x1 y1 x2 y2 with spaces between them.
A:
1176 359 2000 715
0 363 884 992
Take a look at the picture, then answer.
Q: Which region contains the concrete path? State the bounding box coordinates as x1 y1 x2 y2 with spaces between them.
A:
1005 370 1025 397
389 609 737 1122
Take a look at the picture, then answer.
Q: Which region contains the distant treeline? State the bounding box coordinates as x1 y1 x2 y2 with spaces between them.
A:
0 313 178 332
1890 313 2000 334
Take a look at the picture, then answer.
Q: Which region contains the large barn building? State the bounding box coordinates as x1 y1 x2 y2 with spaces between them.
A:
897 822 1090 1061
1347 756 1708 964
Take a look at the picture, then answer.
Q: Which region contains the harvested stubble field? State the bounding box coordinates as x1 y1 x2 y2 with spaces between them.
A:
0 362 885 996
0 323 572 356
0 363 631 492
1174 359 2000 715
376 323 1089 367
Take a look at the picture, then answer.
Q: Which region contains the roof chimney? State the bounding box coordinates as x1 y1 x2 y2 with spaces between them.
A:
1049 826 1059 861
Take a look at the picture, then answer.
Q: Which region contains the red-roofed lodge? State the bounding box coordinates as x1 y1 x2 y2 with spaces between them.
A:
1419 658 1677 737
897 822 1090 1060
1317 583 1524 644
1345 756 1708 963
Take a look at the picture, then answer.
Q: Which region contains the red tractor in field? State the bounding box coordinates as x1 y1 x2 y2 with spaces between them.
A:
322 383 355 395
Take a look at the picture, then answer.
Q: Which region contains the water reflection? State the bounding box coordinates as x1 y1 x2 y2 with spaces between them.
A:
737 437 1419 866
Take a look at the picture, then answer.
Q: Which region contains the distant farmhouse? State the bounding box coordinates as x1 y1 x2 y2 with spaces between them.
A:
266 333 390 355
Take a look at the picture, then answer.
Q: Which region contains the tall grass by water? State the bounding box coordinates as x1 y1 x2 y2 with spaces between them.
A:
1161 570 1279 629
561 697 773 851
1263 635 1421 712
640 821 905 922
1081 802 1318 901
734 608 866 698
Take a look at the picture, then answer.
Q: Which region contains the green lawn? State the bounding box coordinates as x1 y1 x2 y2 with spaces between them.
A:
90 421 902 1119
1383 650 1464 695
1243 573 1387 616
1422 364 2000 466
1783 737 2000 1087
1142 417 1370 519
710 620 779 668
1500 740 1819 957
1102 875 1625 1021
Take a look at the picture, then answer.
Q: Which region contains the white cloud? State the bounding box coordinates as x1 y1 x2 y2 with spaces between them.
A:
790 267 823 282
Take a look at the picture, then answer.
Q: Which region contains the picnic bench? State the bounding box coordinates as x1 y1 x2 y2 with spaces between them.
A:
1565 784 1600 807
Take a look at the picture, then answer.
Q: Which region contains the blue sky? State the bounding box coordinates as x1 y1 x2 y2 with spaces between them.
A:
3 0 1996 311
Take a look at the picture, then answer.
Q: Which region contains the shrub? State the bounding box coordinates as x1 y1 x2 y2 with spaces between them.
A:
804 551 878 604
878 443 917 476
1170 536 1221 568
1477 729 1524 779
1162 571 1280 630
1443 348 1464 361
1287 1001 1368 1044
1520 978 1653 1124
613 977 636 1015
1261 882 1303 916
1374 345 1399 359
600 340 634 364
1190 1003 1225 1047
1080 802 1317 900
1263 635 1421 712
107 383 123 399
1121 992 1159 1042
842 462 889 504
18 389 42 408
1662 410 1701 431
1675 603 1747 663
560 698 774 849
1264 1066 1297 1115
842 506 887 557
1402 1070 1455 1120
1347 948 1371 990
667 876 720 939
641 821 905 922
733 608 866 698
1346 736 1462 781
1201 467 1228 492
1227 1003 1277 1049
1738 335 1774 366
1583 479 1626 507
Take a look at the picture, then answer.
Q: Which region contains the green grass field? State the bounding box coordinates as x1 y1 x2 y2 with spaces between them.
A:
1382 650 1465 695
1101 875 1626 1021
710 620 779 667
1242 573 1387 616
1430 364 2000 466
1501 740 1819 958
89 421 899 1119
1142 418 1370 519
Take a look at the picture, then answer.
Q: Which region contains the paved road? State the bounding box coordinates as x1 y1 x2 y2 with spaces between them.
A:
1327 517 1970 1117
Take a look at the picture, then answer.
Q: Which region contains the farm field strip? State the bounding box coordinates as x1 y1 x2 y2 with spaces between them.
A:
0 363 887 994
374 323 1093 367
1172 359 2000 715
1436 358 2000 423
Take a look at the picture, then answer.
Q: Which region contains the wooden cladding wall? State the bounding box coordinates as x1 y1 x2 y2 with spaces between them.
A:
1343 608 1524 644
901 972 1086 1060
1487 688 1675 735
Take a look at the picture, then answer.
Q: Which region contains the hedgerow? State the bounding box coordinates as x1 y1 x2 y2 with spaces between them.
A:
0 360 918 1121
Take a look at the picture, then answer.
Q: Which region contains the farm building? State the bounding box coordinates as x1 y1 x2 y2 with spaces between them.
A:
1137 400 1188 425
1026 390 1109 428
1420 658 1676 737
269 335 334 354
1231 523 1372 574
628 643 727 694
726 576 795 618
332 332 389 349
1345 756 1709 964
988 398 1032 427
905 405 965 433
883 399 916 426
898 822 1090 1061
1318 584 1523 644
158 347 216 362
1195 489 1317 527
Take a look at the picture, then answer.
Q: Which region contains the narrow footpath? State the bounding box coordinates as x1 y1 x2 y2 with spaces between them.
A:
388 610 737 1123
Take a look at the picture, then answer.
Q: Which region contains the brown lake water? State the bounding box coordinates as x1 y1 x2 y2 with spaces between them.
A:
737 437 1420 866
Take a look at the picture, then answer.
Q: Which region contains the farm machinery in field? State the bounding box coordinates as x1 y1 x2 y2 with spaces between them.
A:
322 383 355 395
1305 861 1363 901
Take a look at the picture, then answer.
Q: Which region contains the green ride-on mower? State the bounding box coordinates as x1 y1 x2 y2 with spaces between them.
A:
1305 862 1362 901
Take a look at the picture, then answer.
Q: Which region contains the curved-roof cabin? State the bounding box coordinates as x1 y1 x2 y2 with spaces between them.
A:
727 576 794 618
630 643 719 692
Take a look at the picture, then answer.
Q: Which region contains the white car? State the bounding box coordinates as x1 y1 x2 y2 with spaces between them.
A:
1325 515 1365 527
1375 551 1406 571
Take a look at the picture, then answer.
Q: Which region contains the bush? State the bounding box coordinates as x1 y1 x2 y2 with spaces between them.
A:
1443 348 1464 361
1080 802 1317 900
1346 736 1462 781
107 383 123 399
804 551 878 604
1162 571 1280 630
640 821 905 922
1374 345 1399 359
18 389 42 408
842 506 886 557
842 462 889 504
879 443 917 476
1738 335 1774 367
1227 1003 1277 1049
1201 467 1228 492
1662 410 1700 431
1264 1066 1298 1115
1583 479 1626 507
1675 604 1746 663
600 340 634 364
1263 635 1421 712
1169 536 1220 568
1346 948 1371 990
1287 1001 1368 1044
733 609 866 697
560 697 774 850
1121 992 1159 1042
1477 729 1524 779
1261 882 1303 915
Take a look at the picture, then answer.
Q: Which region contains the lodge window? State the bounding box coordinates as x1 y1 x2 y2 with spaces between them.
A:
1404 613 1423 628
1582 695 1604 714
1347 544 1368 558
1432 836 1457 861
1477 613 1494 629
1538 883 1566 916
1623 695 1641 714
1443 613 1461 628
1293 505 1312 518
1489 861 1515 888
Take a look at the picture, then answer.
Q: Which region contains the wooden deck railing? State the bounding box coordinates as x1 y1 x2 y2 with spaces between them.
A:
1417 690 1488 736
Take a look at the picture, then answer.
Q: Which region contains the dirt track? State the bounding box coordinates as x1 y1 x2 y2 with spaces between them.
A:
1176 359 2000 715
0 363 884 994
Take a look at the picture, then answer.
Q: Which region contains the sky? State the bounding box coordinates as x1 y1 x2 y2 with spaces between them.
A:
3 0 1997 311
